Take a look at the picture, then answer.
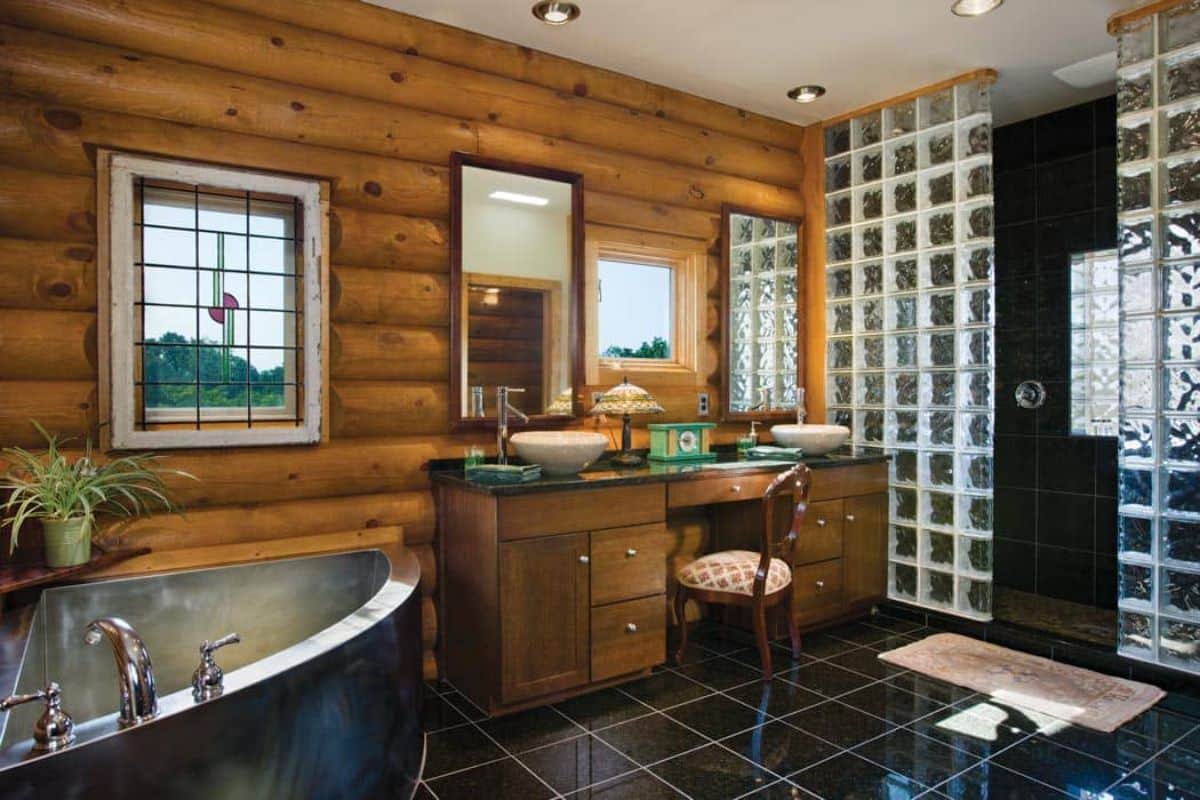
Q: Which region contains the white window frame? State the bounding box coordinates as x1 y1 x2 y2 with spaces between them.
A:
99 151 326 449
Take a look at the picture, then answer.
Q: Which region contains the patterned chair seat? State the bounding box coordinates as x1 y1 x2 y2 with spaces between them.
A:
676 550 792 596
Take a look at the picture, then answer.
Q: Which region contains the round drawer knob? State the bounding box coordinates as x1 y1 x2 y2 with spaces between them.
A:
625 623 638 634
816 519 827 528
578 555 590 564
626 548 638 558
730 485 742 494
845 514 856 522
815 580 825 589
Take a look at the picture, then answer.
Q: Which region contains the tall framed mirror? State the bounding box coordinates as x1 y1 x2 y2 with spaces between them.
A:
721 204 804 421
450 153 584 429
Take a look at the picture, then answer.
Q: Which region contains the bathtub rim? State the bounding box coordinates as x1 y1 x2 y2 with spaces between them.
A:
0 546 420 772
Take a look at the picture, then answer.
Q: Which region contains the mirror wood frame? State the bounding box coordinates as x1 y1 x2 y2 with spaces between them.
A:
449 152 586 431
719 203 806 423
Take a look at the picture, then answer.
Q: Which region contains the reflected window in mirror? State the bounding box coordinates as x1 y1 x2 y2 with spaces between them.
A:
451 155 583 427
721 205 803 420
1070 249 1119 437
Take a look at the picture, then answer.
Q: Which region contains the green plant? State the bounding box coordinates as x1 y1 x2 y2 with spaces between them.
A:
0 421 194 553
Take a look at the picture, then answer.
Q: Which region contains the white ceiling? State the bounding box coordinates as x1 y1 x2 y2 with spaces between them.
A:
367 0 1128 127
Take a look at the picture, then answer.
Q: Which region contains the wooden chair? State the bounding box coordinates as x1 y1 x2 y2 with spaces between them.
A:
673 463 812 680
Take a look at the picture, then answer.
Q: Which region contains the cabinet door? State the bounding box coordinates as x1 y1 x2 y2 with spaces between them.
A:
842 493 888 605
499 533 590 704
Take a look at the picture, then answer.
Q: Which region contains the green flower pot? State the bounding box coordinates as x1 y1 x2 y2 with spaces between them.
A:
43 518 91 568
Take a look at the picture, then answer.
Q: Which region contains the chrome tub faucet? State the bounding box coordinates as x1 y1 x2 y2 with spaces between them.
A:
84 617 158 727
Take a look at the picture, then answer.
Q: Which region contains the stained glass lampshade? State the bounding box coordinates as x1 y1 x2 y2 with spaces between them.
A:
590 378 664 466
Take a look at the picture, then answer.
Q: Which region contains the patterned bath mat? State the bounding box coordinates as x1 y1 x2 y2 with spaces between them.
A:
878 633 1165 732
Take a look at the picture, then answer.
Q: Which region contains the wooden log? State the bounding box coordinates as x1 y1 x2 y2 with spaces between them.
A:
411 543 435 596
423 649 437 681
0 165 95 243
331 323 449 382
0 27 801 216
0 309 95 380
0 0 802 186
206 0 803 151
585 193 718 242
330 207 448 273
331 381 450 438
422 596 437 649
0 96 450 219
0 380 97 446
330 266 448 327
100 490 433 552
0 237 96 311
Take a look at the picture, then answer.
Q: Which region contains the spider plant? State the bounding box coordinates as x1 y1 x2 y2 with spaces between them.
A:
1 421 194 554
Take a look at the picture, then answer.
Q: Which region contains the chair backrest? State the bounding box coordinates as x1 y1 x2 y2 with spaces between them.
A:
754 464 812 592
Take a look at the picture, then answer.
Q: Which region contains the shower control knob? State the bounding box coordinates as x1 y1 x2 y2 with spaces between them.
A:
1014 380 1047 410
0 681 74 752
192 633 241 702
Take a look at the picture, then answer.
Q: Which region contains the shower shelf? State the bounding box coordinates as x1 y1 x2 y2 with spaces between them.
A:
0 545 150 596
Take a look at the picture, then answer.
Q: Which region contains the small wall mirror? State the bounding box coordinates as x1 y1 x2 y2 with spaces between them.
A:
721 204 804 421
450 154 583 427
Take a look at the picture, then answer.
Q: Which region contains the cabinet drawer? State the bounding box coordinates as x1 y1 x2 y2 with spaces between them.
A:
809 463 888 502
499 484 665 540
591 595 666 681
795 500 844 565
792 560 843 612
668 471 782 509
591 523 669 606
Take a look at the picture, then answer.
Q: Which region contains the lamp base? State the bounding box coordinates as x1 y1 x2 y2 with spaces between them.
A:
610 451 645 467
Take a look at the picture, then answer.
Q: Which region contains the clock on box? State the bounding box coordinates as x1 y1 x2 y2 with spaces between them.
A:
648 422 717 463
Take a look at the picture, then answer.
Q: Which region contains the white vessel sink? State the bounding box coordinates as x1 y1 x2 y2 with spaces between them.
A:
769 424 850 456
509 431 609 476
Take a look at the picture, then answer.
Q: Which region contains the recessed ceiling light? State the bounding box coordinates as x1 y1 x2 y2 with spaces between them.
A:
489 190 550 206
532 1 580 25
951 0 1004 17
787 85 826 103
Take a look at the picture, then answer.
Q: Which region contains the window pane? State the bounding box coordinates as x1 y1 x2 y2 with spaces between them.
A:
597 260 672 358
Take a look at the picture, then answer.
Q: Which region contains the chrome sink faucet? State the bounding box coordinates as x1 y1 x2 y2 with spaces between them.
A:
496 385 528 465
84 617 158 727
796 387 807 424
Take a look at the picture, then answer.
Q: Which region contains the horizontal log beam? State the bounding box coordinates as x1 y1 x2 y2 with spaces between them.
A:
330 265 449 327
0 164 94 243
331 381 450 438
0 380 97 446
331 323 449 382
330 207 448 273
0 309 95 380
0 237 96 311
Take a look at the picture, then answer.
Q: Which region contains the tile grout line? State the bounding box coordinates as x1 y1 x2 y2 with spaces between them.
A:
1097 718 1200 794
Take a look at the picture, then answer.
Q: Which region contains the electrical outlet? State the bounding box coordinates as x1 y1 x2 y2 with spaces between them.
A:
697 392 710 417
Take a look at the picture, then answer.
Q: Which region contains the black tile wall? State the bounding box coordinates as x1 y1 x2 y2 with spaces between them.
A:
993 97 1119 610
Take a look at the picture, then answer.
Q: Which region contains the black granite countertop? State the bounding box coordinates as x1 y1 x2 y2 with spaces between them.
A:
430 446 890 496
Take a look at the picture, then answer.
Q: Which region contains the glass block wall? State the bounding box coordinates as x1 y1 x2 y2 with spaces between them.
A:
823 80 996 620
1114 2 1200 674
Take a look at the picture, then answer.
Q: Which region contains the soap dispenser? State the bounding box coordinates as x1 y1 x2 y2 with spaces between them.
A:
738 421 760 458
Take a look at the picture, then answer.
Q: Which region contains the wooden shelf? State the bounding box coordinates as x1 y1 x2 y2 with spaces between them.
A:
0 546 151 596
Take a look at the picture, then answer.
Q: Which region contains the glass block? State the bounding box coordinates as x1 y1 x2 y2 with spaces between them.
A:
732 215 755 246
1161 48 1200 105
955 82 990 118
756 340 776 371
860 186 884 221
1163 312 1200 361
732 246 753 275
756 218 777 240
1161 567 1200 617
959 329 993 367
1123 317 1156 362
827 266 853 298
1118 16 1153 67
920 89 954 129
1164 519 1200 566
1165 260 1200 308
1121 115 1153 165
893 449 918 484
959 452 993 490
1166 366 1200 410
858 224 883 259
887 334 918 369
890 257 919 292
961 162 992 200
921 332 956 368
1123 368 1156 411
886 101 917 138
1121 563 1155 608
923 211 956 249
1123 264 1156 313
960 371 992 409
1118 611 1154 656
828 373 853 407
922 569 955 609
779 306 798 339
1120 166 1153 212
888 294 918 330
1164 155 1200 206
961 494 993 534
1122 416 1157 462
856 261 884 296
961 202 993 241
921 452 955 488
890 525 918 561
854 111 882 149
892 486 917 521
826 192 852 227
830 408 852 427
824 120 850 158
755 243 776 273
732 310 751 340
731 340 751 372
960 119 991 158
781 239 798 272
1166 415 1200 463
924 168 955 208
960 287 992 326
891 562 918 599
887 139 918 177
1161 0 1200 52
1160 618 1200 670
1120 514 1155 559
857 371 885 406
1161 104 1200 154
755 275 775 305
923 530 955 567
889 410 919 445
826 156 851 193
922 250 957 287
921 291 956 328
827 230 852 262
757 308 775 335
889 216 918 254
778 271 798 303
958 578 992 617
922 411 956 448
921 129 955 169
857 336 884 370
1119 216 1154 262
961 415 993 453
1165 466 1200 515
1118 66 1154 115
887 178 918 216
732 278 752 310
922 371 956 407
859 409 884 443
890 371 919 407
1120 468 1155 512
856 147 883 184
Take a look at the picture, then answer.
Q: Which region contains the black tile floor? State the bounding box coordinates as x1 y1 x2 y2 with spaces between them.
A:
418 613 1200 799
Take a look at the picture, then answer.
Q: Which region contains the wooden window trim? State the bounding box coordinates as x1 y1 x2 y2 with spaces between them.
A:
584 225 706 388
98 150 329 450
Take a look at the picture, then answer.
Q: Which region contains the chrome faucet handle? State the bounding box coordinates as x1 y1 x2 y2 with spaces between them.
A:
192 633 240 701
0 681 75 752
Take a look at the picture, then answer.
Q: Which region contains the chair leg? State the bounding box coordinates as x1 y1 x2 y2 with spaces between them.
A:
752 597 772 681
784 584 801 659
673 584 690 664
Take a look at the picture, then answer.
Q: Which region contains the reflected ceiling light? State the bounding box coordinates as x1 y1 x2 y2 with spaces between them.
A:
488 190 549 206
787 85 826 103
951 0 1004 16
532 1 580 25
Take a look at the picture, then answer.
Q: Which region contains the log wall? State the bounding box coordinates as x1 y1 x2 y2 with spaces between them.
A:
0 0 813 679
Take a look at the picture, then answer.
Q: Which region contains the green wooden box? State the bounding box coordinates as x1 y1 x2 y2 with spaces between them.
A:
647 422 717 462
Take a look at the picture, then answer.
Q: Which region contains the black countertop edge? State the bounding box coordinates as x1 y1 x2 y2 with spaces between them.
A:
430 447 891 496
